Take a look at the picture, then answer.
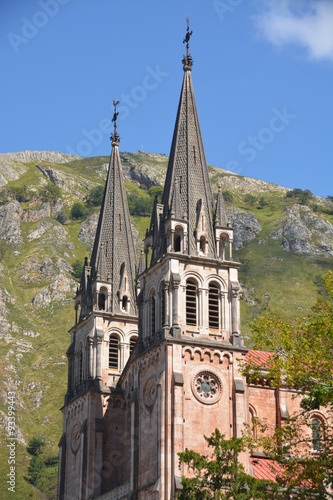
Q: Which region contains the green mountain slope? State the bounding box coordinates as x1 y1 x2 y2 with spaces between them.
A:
0 151 332 499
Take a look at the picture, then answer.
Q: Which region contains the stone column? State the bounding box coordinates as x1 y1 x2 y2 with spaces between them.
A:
171 273 181 338
95 327 104 389
231 285 243 347
87 337 93 380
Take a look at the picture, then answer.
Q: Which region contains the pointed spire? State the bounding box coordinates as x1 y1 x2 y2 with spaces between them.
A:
160 26 216 258
138 250 145 275
89 106 137 315
215 185 228 227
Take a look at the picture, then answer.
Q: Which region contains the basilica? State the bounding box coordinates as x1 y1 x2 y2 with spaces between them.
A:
57 26 325 500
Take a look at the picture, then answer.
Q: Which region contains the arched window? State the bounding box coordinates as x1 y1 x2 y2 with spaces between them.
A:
200 236 206 254
78 348 83 385
174 226 183 252
122 295 128 312
312 419 322 451
208 282 219 329
186 279 197 326
98 287 108 311
160 284 165 328
151 292 156 335
109 335 119 370
129 336 137 357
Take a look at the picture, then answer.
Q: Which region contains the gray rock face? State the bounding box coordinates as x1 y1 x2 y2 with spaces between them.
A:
0 201 23 245
78 213 99 249
36 164 94 196
27 221 53 241
271 204 333 256
32 273 76 307
227 207 262 249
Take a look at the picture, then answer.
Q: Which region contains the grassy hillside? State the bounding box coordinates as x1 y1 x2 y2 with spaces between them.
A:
0 151 332 498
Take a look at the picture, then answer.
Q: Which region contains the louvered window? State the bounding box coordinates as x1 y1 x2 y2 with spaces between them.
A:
186 280 197 326
129 337 137 357
151 294 156 335
208 283 219 329
109 335 119 370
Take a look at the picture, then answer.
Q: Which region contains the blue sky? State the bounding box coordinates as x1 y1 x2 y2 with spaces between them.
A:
1 0 332 197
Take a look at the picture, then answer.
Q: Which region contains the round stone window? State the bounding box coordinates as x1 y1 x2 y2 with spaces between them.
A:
192 370 222 404
143 375 157 409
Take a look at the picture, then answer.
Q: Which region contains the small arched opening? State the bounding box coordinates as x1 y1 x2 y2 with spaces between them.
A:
186 279 197 326
109 335 120 371
208 282 220 329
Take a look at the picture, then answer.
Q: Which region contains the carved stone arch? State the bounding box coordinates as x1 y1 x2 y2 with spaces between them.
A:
203 350 212 362
213 350 223 363
194 348 203 361
104 327 125 343
181 270 204 288
205 274 227 291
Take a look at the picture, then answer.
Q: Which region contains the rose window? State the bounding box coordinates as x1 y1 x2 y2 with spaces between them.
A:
192 371 222 404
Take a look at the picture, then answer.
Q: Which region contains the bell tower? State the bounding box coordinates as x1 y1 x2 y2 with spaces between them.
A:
115 21 250 498
57 104 138 500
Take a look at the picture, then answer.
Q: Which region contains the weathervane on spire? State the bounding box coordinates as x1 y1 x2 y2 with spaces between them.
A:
182 17 193 71
111 99 120 146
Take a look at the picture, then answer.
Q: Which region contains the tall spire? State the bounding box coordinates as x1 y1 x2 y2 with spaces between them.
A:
159 21 216 257
88 102 137 315
215 185 228 227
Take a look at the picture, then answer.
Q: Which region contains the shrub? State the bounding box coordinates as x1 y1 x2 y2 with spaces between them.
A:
244 194 256 206
286 188 312 205
222 190 233 204
8 185 30 202
0 189 9 205
27 437 45 456
27 454 45 487
148 186 163 201
85 185 104 207
70 202 88 220
56 208 70 225
39 182 61 202
258 197 268 208
72 259 83 280
127 193 154 216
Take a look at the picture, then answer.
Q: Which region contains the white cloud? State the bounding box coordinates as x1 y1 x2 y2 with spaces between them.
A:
254 0 333 62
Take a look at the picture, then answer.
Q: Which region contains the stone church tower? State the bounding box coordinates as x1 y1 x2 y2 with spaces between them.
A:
58 25 251 500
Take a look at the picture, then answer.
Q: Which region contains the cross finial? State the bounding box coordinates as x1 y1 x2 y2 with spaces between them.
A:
182 18 193 71
111 99 120 146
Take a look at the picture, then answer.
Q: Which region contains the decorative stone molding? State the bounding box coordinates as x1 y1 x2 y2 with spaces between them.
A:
143 375 157 409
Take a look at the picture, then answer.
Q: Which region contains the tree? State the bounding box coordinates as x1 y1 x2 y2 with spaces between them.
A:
175 429 278 499
222 190 233 204
70 201 88 219
85 185 104 207
243 271 333 499
27 437 45 456
72 259 83 280
39 182 61 202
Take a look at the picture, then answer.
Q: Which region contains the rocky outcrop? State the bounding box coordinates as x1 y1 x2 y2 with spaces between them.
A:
0 201 23 245
27 221 54 241
22 199 63 222
36 164 94 196
227 207 262 249
78 213 99 248
32 273 77 306
271 205 333 256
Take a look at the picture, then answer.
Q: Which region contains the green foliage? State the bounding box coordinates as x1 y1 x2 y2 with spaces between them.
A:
327 195 333 203
243 194 256 206
85 184 104 207
286 188 312 205
27 454 45 487
258 197 268 209
148 185 163 200
39 182 61 202
222 190 233 204
27 437 45 456
72 259 83 280
70 201 88 219
0 240 7 261
176 429 277 499
127 192 154 216
0 188 10 205
244 271 333 498
56 208 70 225
9 185 31 202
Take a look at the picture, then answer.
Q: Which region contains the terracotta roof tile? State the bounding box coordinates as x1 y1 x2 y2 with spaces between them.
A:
251 456 283 482
246 350 274 367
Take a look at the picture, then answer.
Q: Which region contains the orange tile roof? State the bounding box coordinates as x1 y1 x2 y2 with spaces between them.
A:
251 456 283 482
246 350 275 367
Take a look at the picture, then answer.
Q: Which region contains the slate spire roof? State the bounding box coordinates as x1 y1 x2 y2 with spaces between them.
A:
89 126 137 316
215 185 228 227
160 27 216 257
